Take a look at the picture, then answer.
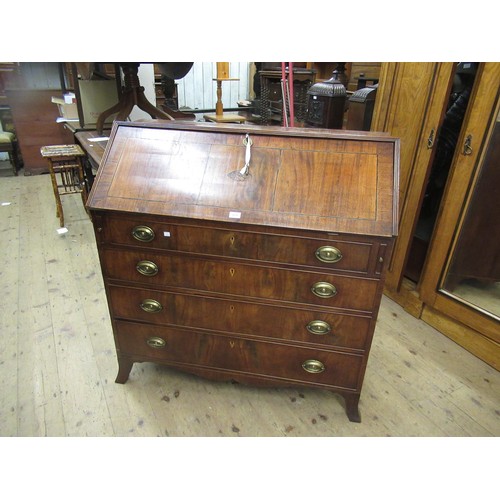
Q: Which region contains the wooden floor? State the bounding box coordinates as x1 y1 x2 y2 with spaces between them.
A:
1 163 499 438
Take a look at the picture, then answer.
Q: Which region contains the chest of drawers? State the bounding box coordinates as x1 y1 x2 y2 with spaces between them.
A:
87 121 399 422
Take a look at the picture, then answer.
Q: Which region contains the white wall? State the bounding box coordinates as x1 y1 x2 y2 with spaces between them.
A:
176 62 252 110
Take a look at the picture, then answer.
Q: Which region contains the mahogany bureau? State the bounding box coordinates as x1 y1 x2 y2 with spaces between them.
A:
87 121 399 422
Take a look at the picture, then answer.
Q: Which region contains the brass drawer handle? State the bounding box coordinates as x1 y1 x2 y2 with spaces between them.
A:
140 299 162 313
136 260 159 276
302 359 325 374
315 246 343 264
311 281 337 298
132 225 155 242
306 320 332 335
146 336 166 349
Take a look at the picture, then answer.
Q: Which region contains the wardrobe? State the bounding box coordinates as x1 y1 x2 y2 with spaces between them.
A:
372 62 500 369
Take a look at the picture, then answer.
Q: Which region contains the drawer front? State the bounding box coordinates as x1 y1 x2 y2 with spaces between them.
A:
100 249 379 311
102 216 374 273
107 285 372 350
114 320 363 391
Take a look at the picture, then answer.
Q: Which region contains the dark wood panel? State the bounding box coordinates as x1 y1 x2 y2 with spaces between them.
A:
6 89 74 174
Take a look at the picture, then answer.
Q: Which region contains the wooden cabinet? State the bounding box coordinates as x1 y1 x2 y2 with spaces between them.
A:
418 63 500 369
372 62 500 369
372 62 455 307
6 89 74 175
87 121 399 422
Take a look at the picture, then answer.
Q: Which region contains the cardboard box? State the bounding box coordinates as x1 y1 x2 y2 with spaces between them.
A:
77 80 119 126
51 96 79 119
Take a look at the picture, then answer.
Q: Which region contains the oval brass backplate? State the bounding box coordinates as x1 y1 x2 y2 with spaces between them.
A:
302 359 325 374
140 299 162 313
311 281 337 298
136 260 159 276
146 336 166 349
315 246 343 264
132 225 155 242
306 320 332 335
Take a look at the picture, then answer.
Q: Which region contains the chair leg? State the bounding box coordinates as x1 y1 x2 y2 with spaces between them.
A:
48 162 65 227
7 152 17 175
11 141 21 175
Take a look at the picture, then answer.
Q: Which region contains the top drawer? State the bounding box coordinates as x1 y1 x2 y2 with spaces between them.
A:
98 215 375 274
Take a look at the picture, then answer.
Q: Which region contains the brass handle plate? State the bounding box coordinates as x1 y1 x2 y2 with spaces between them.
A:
463 134 473 155
132 225 155 242
140 299 162 313
146 336 166 349
136 260 159 276
306 320 332 335
311 281 337 298
427 128 435 149
302 359 325 374
315 246 342 264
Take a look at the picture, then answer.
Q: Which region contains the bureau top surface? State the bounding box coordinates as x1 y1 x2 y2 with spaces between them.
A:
87 121 399 237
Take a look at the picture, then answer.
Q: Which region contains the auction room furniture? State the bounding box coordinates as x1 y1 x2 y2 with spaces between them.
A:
40 144 88 227
74 130 110 189
96 63 174 135
0 131 21 175
87 121 399 423
6 89 74 175
371 62 500 369
204 62 246 124
259 68 315 125
305 71 347 129
346 85 378 131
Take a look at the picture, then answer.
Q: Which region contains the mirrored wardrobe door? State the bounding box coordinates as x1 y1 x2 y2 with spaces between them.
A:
442 106 500 319
418 62 500 369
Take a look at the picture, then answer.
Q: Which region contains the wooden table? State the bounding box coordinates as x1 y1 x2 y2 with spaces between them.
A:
74 130 110 188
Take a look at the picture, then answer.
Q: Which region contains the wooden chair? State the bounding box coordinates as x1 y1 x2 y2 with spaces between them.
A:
0 131 21 175
40 144 88 227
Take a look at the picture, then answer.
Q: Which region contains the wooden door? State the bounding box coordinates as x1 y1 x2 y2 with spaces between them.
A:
418 62 500 369
371 62 455 313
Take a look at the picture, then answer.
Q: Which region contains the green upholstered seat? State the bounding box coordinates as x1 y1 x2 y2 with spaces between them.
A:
0 131 20 175
0 131 16 143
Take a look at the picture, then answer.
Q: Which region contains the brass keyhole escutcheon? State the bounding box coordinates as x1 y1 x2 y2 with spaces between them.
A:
140 299 162 313
229 268 235 277
146 337 166 349
229 340 235 348
302 359 325 374
132 225 155 242
229 235 235 246
315 246 342 264
136 260 159 276
311 281 337 298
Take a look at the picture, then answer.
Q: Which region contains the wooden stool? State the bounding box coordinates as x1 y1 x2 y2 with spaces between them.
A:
40 144 88 227
0 131 21 175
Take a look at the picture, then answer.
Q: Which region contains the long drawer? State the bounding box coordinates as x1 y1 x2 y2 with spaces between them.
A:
100 215 375 274
114 320 364 391
107 285 373 350
100 248 380 311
